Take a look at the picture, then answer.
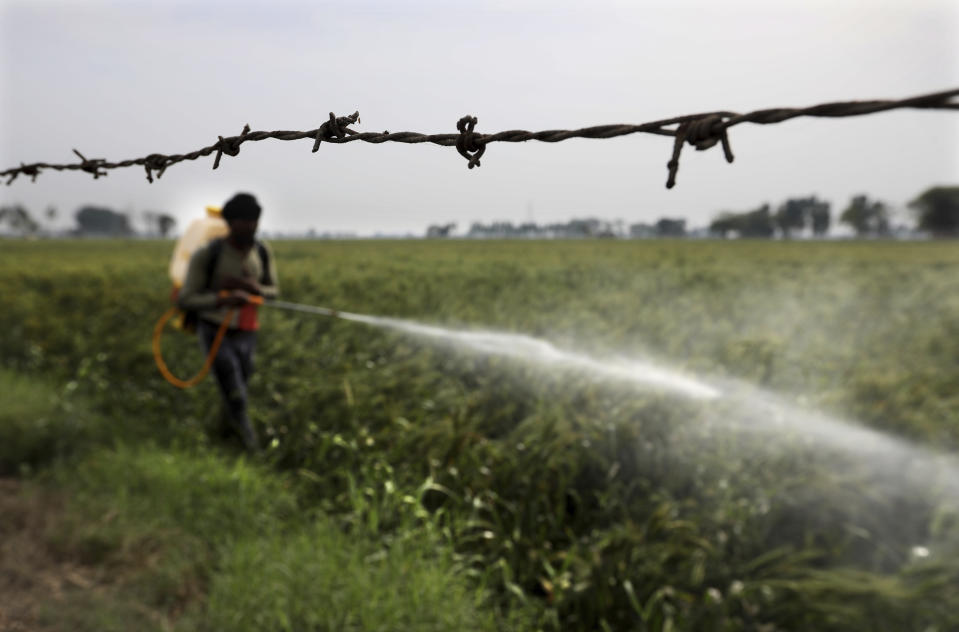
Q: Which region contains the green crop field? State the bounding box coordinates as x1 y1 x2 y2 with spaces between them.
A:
2 238 959 631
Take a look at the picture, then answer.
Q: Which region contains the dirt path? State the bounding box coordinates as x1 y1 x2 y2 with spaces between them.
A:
0 477 181 631
0 478 95 631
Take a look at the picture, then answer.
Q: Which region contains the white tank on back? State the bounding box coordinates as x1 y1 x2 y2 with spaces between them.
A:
168 205 229 288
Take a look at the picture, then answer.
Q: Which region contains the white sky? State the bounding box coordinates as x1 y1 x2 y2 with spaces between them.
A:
1 0 957 235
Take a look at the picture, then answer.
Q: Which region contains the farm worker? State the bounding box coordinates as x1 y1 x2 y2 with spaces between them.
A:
176 192 279 452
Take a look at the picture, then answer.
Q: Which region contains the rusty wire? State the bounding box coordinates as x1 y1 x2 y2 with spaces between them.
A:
3 88 958 189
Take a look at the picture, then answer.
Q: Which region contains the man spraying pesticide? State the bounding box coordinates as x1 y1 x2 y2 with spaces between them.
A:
154 195 349 451
172 192 279 452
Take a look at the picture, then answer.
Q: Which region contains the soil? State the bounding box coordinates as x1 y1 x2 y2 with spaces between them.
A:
0 478 141 631
0 475 209 632
1 478 82 630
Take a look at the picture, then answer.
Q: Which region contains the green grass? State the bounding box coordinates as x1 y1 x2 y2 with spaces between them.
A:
0 368 114 474
50 445 512 631
2 238 959 630
2 370 519 631
201 518 508 632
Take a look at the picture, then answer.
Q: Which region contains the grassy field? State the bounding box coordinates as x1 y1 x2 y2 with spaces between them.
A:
2 238 958 631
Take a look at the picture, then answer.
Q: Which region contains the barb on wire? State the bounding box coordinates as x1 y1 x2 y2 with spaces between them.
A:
3 87 957 189
313 111 361 152
666 114 734 189
72 149 108 179
6 163 40 185
213 124 251 170
455 116 485 169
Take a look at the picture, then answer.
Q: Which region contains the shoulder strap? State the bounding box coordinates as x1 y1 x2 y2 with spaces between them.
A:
204 238 225 290
256 240 273 286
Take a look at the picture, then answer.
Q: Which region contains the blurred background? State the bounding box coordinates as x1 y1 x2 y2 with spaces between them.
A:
2 0 957 237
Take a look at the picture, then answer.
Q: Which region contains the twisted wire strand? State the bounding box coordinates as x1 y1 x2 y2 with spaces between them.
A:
3 87 957 189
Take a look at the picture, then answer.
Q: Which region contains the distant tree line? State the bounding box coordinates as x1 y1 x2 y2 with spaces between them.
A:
711 197 831 238
461 218 619 239
0 204 176 237
452 217 694 239
3 186 958 240
427 186 959 239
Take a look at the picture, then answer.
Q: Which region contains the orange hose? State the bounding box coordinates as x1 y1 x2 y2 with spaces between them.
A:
152 307 235 389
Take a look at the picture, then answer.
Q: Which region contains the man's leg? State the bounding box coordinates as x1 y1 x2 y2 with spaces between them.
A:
235 329 257 383
232 329 260 451
197 321 259 452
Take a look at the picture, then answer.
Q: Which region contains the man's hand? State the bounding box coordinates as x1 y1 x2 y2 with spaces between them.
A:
222 276 261 294
216 290 253 308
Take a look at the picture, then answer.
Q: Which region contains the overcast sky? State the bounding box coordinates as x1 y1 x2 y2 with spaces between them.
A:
1 0 957 235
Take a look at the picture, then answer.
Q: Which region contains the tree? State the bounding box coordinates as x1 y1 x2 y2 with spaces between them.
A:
909 186 959 236
426 222 456 238
774 196 830 238
143 211 177 237
655 217 686 237
839 195 889 237
157 214 176 237
775 199 807 238
75 206 134 236
0 205 40 235
810 202 830 236
710 204 775 238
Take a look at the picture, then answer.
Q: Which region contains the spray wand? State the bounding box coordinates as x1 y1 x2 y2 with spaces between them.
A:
254 296 340 319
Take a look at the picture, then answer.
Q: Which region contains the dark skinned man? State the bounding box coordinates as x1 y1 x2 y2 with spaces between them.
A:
177 193 279 452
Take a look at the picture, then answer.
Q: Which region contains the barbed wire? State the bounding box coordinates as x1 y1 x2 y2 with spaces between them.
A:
3 87 958 189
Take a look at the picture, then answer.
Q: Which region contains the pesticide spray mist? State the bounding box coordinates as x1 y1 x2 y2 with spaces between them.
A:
270 298 959 560
342 313 721 399
328 309 959 507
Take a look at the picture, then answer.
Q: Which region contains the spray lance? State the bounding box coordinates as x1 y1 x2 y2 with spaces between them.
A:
155 286 723 399
152 292 342 389
253 296 341 319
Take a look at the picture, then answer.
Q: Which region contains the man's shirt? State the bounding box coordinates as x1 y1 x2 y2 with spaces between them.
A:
177 239 279 330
